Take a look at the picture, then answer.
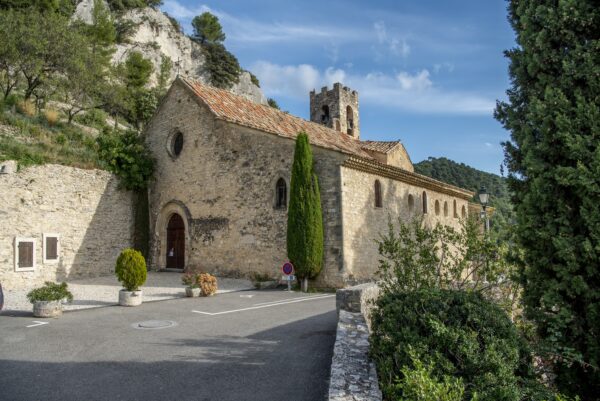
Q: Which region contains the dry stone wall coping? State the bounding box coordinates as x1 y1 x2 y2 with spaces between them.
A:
329 283 382 401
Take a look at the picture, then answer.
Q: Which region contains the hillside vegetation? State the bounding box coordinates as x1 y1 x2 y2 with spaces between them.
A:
414 157 513 236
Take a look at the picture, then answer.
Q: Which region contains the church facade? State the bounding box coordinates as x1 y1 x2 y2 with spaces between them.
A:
145 77 474 287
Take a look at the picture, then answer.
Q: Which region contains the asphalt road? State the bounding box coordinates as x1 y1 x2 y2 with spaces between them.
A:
0 290 337 401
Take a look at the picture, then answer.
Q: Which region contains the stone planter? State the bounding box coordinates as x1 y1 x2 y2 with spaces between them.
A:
185 287 200 297
33 300 63 318
119 289 143 306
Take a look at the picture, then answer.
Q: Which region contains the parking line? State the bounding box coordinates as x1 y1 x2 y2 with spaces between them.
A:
192 294 335 316
253 294 331 306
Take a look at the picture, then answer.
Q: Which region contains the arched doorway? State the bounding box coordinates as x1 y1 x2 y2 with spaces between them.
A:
166 213 185 269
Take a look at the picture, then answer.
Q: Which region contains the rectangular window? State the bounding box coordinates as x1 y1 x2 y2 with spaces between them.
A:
43 233 60 264
14 237 36 272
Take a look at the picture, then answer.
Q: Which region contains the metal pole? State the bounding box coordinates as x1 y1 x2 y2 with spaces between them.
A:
482 205 488 234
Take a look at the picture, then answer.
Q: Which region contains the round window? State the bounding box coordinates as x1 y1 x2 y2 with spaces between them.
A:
172 132 183 157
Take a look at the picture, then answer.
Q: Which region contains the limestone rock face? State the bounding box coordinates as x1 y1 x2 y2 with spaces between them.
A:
73 0 106 24
73 2 266 104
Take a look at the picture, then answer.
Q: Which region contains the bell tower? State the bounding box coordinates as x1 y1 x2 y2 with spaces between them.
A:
309 83 360 139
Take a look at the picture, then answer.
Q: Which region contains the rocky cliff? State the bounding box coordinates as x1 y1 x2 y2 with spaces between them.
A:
73 0 266 104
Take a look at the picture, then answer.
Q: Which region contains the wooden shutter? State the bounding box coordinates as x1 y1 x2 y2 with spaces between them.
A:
19 241 33 268
46 237 58 260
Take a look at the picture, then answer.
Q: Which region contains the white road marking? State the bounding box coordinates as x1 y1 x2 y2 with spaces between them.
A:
192 294 335 316
239 294 254 298
26 321 49 328
253 294 331 306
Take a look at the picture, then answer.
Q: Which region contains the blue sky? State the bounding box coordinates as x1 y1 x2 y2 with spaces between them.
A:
162 0 515 174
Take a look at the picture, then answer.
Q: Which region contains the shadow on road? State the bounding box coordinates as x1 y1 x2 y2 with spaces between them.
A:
0 310 337 401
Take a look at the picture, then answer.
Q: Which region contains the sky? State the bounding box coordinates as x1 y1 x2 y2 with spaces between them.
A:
161 0 516 175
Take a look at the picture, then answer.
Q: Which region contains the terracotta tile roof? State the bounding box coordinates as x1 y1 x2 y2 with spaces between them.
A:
361 140 401 153
179 77 373 158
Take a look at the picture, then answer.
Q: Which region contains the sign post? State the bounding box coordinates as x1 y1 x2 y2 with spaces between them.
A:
281 261 294 291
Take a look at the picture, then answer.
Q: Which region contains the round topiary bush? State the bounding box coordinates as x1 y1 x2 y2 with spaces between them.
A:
370 289 537 401
115 248 147 291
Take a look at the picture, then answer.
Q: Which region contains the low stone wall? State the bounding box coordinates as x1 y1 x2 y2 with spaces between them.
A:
329 283 382 401
0 163 135 291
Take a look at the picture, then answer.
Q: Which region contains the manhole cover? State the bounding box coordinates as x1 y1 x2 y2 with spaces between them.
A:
132 320 177 330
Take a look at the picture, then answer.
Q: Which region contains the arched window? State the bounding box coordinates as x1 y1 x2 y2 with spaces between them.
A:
461 205 467 218
275 178 287 209
422 191 428 214
453 200 458 218
443 201 448 217
374 180 382 208
408 194 414 212
346 105 354 136
435 200 440 216
321 105 330 124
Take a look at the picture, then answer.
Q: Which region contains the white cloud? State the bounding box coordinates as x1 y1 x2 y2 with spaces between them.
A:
433 62 455 74
389 38 411 58
374 21 387 43
162 0 365 42
396 70 432 91
373 21 410 59
251 61 494 115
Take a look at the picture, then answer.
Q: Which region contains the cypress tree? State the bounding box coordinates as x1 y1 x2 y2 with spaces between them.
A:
495 1 600 397
287 132 324 291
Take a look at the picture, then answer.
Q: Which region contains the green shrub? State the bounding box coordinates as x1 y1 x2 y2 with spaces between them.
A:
75 108 108 129
394 349 472 401
115 248 147 291
2 94 21 109
96 128 154 190
370 289 537 401
27 282 73 303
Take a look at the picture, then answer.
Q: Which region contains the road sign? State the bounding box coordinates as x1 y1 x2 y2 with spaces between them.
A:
282 262 294 291
282 261 294 275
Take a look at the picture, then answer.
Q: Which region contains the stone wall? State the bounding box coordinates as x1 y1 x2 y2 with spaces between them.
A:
0 164 135 291
329 283 383 401
340 166 470 283
146 83 346 287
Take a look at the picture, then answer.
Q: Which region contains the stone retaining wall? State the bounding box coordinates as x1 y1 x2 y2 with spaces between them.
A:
0 163 135 291
329 283 382 401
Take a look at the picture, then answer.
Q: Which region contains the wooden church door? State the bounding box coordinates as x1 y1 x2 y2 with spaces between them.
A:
166 213 185 269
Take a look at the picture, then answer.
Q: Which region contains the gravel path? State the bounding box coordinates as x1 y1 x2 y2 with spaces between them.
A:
1 272 254 313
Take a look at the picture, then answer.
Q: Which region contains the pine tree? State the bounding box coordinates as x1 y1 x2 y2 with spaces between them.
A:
495 1 600 397
191 12 225 44
287 133 324 291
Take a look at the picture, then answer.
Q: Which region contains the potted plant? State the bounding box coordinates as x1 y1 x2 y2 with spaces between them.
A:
115 248 147 306
27 281 73 318
198 273 218 296
181 273 200 297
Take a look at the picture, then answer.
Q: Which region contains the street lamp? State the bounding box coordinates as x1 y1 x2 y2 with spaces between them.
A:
478 186 490 233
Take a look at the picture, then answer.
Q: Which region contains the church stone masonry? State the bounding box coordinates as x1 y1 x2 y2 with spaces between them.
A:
145 77 474 288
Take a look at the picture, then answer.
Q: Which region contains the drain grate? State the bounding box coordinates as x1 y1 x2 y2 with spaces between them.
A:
132 320 177 330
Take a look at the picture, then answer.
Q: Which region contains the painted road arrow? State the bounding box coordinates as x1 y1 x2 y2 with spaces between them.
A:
26 321 49 328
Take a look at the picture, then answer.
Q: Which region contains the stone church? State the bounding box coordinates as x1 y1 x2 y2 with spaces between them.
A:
145 77 474 288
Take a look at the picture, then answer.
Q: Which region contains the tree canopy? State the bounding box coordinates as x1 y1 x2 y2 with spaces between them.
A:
191 12 226 44
495 0 600 397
